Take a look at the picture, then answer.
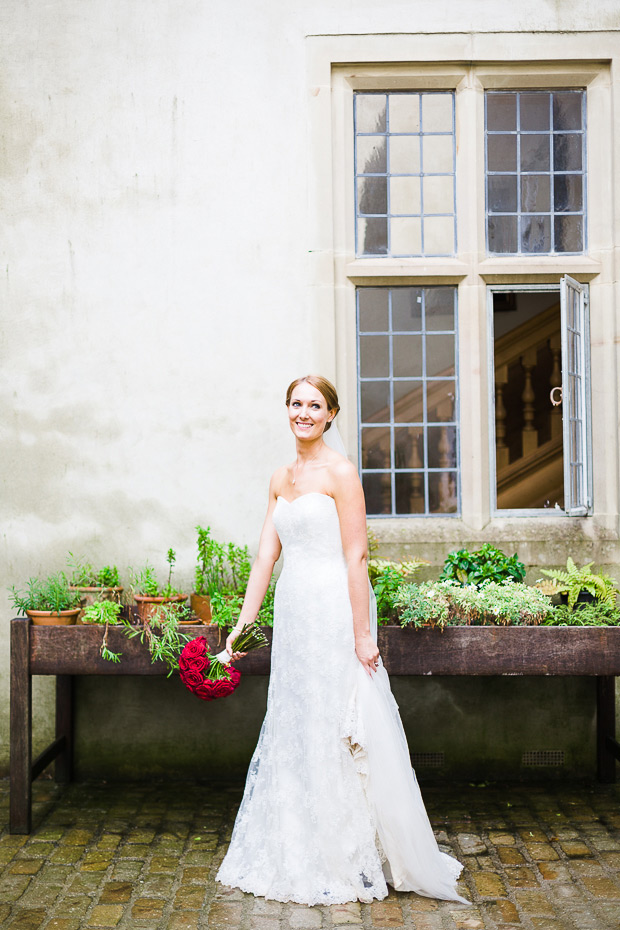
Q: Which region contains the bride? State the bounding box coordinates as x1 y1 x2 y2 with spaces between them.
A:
216 375 468 906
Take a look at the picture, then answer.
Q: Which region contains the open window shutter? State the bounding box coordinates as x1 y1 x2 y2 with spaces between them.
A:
560 275 592 515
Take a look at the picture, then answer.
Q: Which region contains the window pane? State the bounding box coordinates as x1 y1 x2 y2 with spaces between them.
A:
425 288 455 331
422 175 454 213
421 94 453 132
520 134 550 171
358 289 389 332
554 175 582 213
362 472 392 515
395 474 426 515
390 176 421 215
358 218 388 255
390 217 421 255
360 381 390 423
393 334 423 377
392 289 422 331
358 286 459 516
422 134 453 173
423 216 454 255
390 135 420 174
521 215 551 253
393 381 423 422
520 93 550 131
394 426 424 467
426 334 455 377
357 177 387 215
428 426 457 468
553 134 582 171
389 94 420 133
487 134 517 171
427 381 456 422
361 427 391 468
359 335 389 377
487 94 517 131
429 472 458 513
521 175 550 212
356 135 387 174
356 94 387 133
553 92 582 131
488 215 518 252
554 215 583 252
488 175 518 212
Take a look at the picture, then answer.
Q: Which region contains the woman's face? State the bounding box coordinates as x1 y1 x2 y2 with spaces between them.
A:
288 382 334 441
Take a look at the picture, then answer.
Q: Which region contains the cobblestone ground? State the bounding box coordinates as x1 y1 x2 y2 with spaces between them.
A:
1 777 619 929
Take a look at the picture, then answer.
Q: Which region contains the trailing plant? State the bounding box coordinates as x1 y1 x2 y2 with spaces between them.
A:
125 601 190 676
10 573 83 615
542 602 620 627
540 558 618 609
82 600 128 663
440 544 526 587
67 553 120 588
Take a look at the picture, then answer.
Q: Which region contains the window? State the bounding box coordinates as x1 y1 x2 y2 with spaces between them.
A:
485 90 586 254
358 286 459 516
491 277 591 514
355 92 456 257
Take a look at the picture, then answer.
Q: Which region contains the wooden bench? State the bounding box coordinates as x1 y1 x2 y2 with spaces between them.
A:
10 618 620 833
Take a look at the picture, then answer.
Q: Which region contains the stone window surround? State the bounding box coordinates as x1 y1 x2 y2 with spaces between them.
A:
306 32 617 556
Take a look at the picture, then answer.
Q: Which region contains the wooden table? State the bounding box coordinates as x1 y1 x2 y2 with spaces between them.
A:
10 619 620 833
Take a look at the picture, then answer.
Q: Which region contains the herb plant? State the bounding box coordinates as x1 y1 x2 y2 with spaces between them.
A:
396 579 553 628
10 573 83 615
67 553 120 588
440 544 526 587
126 602 190 676
129 551 182 599
82 600 127 663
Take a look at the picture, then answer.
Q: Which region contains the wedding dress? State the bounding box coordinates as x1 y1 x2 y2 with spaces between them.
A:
216 492 467 906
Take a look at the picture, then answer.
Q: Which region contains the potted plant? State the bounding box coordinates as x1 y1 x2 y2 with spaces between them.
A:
540 558 618 609
129 549 187 623
439 543 526 587
368 557 427 624
67 553 123 621
9 572 83 625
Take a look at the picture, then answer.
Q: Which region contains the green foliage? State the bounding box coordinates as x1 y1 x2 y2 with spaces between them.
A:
162 548 178 597
397 579 553 628
129 552 181 598
126 602 190 676
440 544 526 587
540 558 618 609
209 591 244 629
67 553 120 588
10 573 83 615
369 558 426 625
194 525 253 597
543 602 620 627
82 599 127 663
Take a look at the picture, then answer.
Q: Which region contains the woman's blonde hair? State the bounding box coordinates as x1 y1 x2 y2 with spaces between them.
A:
285 375 340 432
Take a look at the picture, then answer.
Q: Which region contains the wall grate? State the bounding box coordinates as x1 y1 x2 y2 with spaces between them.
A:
412 752 445 768
522 750 565 767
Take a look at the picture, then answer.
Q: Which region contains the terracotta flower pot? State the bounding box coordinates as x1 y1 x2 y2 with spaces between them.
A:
190 593 214 624
134 594 188 623
26 608 81 626
70 586 124 623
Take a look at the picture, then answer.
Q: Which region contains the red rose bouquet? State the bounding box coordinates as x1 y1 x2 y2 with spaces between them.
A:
179 622 268 701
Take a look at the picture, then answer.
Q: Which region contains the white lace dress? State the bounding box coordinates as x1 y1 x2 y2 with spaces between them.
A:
216 492 466 906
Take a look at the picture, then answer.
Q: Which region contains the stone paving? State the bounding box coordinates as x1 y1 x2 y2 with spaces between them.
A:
0 777 619 929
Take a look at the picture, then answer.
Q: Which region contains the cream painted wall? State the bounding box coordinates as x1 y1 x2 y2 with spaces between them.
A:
1 0 620 773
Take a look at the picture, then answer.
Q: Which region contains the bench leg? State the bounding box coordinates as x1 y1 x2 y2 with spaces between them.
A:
10 618 32 834
596 676 617 784
55 675 74 783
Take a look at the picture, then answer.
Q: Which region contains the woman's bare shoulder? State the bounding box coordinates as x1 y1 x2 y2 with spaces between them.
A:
327 453 360 490
269 464 291 496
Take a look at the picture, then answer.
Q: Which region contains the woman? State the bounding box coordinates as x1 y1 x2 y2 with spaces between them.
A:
216 375 467 906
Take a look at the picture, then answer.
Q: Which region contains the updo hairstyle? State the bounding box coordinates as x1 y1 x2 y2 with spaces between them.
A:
285 375 340 432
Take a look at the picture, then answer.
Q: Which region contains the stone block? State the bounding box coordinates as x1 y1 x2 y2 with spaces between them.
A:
369 899 403 926
457 834 487 855
61 830 94 846
483 899 519 923
168 914 200 930
98 882 133 904
174 885 206 908
525 843 559 861
248 918 280 930
45 921 81 930
503 867 538 888
288 905 324 927
513 889 556 917
580 875 620 898
130 897 167 919
85 904 124 927
207 902 244 926
182 866 210 883
537 862 570 881
51 896 92 918
10 861 43 876
558 841 592 857
497 847 525 865
472 871 507 897
5 909 47 930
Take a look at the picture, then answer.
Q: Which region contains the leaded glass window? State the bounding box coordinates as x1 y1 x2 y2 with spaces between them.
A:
358 287 459 516
485 90 586 254
354 93 456 257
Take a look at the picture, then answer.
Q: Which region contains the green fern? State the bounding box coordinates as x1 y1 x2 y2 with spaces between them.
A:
540 558 618 609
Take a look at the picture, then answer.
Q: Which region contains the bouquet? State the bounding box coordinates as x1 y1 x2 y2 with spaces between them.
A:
179 622 269 701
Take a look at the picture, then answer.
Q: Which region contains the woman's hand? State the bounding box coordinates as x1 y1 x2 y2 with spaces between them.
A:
355 632 380 677
225 629 247 663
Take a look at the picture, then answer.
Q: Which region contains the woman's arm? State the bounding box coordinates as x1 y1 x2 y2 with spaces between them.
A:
332 461 380 676
225 476 282 659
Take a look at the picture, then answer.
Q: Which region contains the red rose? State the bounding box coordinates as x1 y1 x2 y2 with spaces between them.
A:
181 637 207 659
180 668 204 690
194 681 217 701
